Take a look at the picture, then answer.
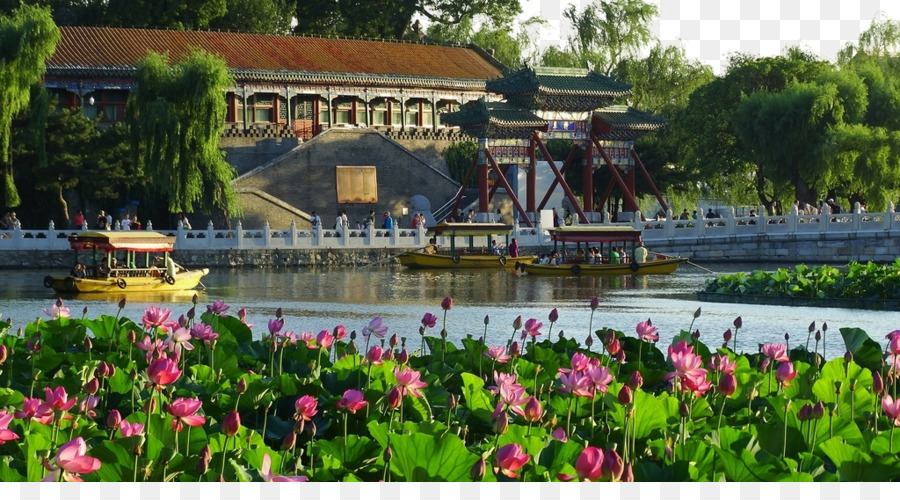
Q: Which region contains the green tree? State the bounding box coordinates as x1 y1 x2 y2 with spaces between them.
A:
0 4 59 209
443 140 477 187
425 15 540 69
560 0 657 75
294 0 521 40
102 0 226 30
208 0 294 34
127 49 241 223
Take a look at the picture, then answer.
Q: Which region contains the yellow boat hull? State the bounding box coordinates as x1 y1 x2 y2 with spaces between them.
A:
46 269 209 293
521 257 688 276
397 252 536 269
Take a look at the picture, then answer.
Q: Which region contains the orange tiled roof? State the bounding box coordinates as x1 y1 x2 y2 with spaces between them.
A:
48 26 505 88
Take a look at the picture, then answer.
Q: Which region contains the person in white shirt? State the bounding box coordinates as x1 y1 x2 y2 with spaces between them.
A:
120 216 131 230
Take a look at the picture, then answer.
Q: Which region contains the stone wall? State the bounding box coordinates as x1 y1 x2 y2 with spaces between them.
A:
221 136 301 176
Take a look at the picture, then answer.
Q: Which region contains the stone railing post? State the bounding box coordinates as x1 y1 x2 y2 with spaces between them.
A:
665 209 675 238
236 220 244 248
81 221 88 231
315 223 323 247
885 202 895 230
852 202 862 231
725 207 736 235
787 205 798 232
146 220 153 231
756 205 766 234
176 220 185 246
264 221 272 247
289 220 298 247
207 221 214 248
819 204 830 232
694 210 705 237
604 210 611 224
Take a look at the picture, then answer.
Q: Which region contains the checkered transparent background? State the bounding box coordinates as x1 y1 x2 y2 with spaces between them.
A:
3 0 899 497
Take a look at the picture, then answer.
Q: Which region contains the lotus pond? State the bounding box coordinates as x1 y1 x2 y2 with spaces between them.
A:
0 296 898 482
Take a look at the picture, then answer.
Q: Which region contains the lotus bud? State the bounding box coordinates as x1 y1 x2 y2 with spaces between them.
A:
238 308 247 321
440 328 448 339
622 462 634 482
618 385 633 405
509 341 520 357
236 378 247 394
107 409 122 429
679 401 690 418
551 426 567 442
386 386 402 410
56 297 64 308
823 322 828 332
549 308 559 322
389 333 399 348
874 371 884 394
604 330 616 345
178 314 188 327
130 368 138 381
449 393 458 409
589 297 600 310
693 307 702 319
844 350 853 364
798 404 812 421
107 362 116 378
275 307 283 318
784 332 789 342
83 306 89 316
691 329 700 342
192 293 199 305
84 336 93 350
733 316 742 328
812 401 825 419
383 446 393 463
441 296 452 310
512 315 522 330
187 308 195 320
398 349 409 364
118 298 127 309
85 377 100 395
723 329 732 342
615 350 626 364
584 335 593 348
222 411 241 437
466 455 486 481
815 330 821 341
282 432 296 451
492 415 509 435
603 448 624 482
197 445 211 474
143 397 157 414
628 370 644 390
523 397 543 422
717 373 736 397
350 330 357 341
558 330 565 340
0 345 6 364
484 315 490 325
127 330 137 343
834 381 842 395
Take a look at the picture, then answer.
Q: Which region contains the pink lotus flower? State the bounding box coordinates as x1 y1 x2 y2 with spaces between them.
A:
43 437 101 482
558 370 594 398
567 352 591 373
441 296 453 310
775 361 797 387
42 386 77 413
206 299 230 317
551 427 568 442
119 420 144 438
147 357 182 387
316 330 334 350
0 411 20 445
106 409 122 430
494 443 529 479
222 410 241 436
79 396 99 420
522 397 543 422
889 334 900 356
168 397 206 432
366 345 384 365
488 371 519 394
260 453 308 482
483 345 511 364
364 317 388 339
294 395 318 423
522 318 543 338
142 306 174 331
16 397 53 425
882 395 900 427
718 373 737 397
602 448 625 481
636 319 658 342
238 308 253 329
394 366 428 398
333 325 347 340
587 366 614 394
0 345 6 364
165 327 195 355
421 313 438 328
558 446 604 481
44 302 71 320
708 353 736 374
665 341 708 392
493 380 529 418
190 323 219 345
761 342 790 363
268 317 285 335
335 389 368 413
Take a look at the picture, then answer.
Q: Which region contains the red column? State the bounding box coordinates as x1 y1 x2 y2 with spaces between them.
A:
478 155 489 213
625 167 637 212
582 141 594 213
527 141 536 215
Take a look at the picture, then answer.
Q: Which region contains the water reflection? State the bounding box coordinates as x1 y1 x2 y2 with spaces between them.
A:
2 266 898 355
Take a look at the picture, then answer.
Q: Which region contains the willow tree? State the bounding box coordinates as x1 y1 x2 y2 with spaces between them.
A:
0 5 60 208
127 49 241 224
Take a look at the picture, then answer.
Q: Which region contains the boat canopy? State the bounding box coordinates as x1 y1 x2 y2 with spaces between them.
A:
549 226 643 244
67 231 175 252
427 222 513 237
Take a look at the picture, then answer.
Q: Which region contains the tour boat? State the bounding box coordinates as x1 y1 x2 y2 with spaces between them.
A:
44 231 209 293
518 226 688 276
396 222 536 269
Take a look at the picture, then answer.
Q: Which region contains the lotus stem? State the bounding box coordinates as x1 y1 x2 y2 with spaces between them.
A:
717 395 726 432
343 412 349 464
891 426 895 454
782 401 789 458
622 412 630 463
262 402 271 443
218 435 230 480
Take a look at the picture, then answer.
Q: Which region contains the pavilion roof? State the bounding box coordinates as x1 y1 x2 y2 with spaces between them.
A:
592 105 667 140
440 99 547 139
47 26 505 91
486 67 631 111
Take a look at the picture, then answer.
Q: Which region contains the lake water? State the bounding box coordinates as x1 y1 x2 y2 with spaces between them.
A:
1 265 896 356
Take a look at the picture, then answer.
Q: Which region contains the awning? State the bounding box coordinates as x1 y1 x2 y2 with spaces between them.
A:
549 226 643 244
67 231 176 252
427 222 513 237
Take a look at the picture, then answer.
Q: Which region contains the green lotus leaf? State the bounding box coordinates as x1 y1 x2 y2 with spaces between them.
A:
460 372 495 423
839 328 883 373
387 431 478 481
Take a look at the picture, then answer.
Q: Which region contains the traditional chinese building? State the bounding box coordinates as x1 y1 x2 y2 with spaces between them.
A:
43 26 506 227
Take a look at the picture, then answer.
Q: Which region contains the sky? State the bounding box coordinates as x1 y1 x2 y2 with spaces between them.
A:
519 0 900 75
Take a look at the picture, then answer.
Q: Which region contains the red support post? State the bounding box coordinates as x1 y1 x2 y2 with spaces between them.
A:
591 136 640 215
527 141 536 214
631 149 668 213
582 141 594 213
485 149 534 227
533 131 589 224
537 146 578 211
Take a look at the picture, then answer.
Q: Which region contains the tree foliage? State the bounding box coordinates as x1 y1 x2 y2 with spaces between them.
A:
559 0 657 75
0 4 59 208
425 15 541 70
127 49 241 220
